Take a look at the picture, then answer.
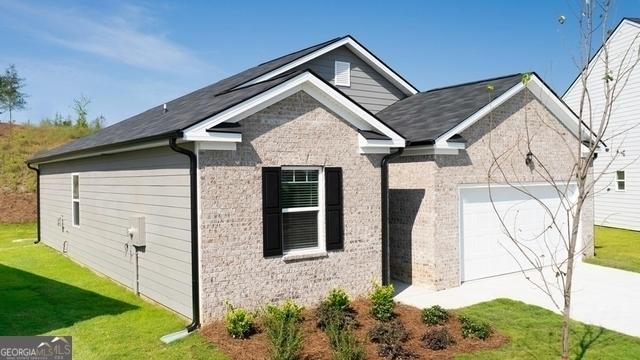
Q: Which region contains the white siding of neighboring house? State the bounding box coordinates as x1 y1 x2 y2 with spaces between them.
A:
564 19 640 230
39 146 193 317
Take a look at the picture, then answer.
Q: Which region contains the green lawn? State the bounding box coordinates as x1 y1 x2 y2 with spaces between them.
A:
0 222 37 248
456 299 640 359
0 223 226 360
2 223 639 359
585 226 640 273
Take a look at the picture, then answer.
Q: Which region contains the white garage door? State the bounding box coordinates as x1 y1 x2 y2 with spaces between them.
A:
460 184 577 282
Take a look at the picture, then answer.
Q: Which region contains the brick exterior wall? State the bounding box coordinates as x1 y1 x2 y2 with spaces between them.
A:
198 91 384 322
389 90 595 289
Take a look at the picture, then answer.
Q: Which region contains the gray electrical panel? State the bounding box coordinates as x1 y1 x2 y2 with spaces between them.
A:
128 216 146 247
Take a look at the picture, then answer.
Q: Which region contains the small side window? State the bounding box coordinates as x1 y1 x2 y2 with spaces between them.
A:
334 61 351 87
72 174 80 226
616 170 626 191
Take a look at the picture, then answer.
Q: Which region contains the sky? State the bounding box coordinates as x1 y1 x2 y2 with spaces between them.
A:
1 0 639 126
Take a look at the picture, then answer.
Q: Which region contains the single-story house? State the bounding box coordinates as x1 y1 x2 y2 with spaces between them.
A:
27 35 594 329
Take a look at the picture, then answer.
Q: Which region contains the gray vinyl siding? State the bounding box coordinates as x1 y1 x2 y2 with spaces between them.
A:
39 146 192 318
294 46 406 113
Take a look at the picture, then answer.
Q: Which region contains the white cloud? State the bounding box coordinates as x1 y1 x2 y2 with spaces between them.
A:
0 1 211 73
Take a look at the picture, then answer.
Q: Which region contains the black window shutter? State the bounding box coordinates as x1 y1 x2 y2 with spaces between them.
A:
262 167 282 257
325 167 344 250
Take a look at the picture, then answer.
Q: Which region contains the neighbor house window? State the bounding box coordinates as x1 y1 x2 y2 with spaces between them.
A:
334 61 351 87
72 174 80 226
616 170 626 191
280 168 322 252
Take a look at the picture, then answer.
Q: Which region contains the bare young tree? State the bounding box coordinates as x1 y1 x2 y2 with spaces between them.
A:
484 2 639 359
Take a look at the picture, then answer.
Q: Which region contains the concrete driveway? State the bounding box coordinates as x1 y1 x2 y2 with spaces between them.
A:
394 262 640 337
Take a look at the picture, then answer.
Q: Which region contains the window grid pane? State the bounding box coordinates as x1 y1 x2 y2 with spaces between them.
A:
72 175 79 199
281 169 320 252
617 171 625 181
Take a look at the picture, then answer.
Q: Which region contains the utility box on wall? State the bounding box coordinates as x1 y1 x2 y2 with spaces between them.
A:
128 216 146 247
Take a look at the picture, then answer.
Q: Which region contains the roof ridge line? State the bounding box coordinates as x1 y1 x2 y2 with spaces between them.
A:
255 36 347 66
214 69 307 96
421 73 523 94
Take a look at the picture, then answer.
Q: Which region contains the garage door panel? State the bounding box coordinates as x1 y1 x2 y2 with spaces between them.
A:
461 185 575 282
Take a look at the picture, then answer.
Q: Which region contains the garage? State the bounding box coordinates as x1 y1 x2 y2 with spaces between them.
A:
460 184 578 282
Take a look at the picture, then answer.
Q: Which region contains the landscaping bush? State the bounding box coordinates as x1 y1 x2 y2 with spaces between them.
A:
368 320 414 360
420 328 455 350
368 282 395 321
325 288 351 312
224 303 255 339
316 289 357 330
377 343 416 360
459 315 492 340
421 305 449 326
263 300 304 360
326 322 365 360
367 320 408 345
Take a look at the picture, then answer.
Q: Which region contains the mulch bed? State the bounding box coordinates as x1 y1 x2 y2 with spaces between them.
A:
0 191 36 223
201 299 507 359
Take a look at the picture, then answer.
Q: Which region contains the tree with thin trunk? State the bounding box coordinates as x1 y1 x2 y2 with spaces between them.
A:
483 2 640 359
0 64 27 124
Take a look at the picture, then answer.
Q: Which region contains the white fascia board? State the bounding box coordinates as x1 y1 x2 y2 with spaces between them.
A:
358 134 395 154
526 75 593 143
563 19 640 99
182 72 406 151
241 37 418 95
433 74 592 149
32 140 169 165
434 82 525 148
402 145 460 156
183 132 242 143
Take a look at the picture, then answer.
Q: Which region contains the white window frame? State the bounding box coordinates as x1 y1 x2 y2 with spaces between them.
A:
71 173 80 227
334 61 351 87
616 170 626 192
281 166 325 255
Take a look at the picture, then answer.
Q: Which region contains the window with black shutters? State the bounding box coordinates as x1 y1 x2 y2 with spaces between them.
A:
280 167 322 252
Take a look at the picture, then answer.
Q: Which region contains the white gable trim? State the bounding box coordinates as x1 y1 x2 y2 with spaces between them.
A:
407 74 594 156
563 18 640 99
182 71 406 152
240 37 418 96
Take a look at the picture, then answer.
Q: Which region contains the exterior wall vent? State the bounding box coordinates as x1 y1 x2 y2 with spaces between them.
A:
334 61 351 87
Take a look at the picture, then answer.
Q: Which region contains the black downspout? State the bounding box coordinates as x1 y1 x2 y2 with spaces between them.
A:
380 147 405 285
169 137 200 332
27 163 41 244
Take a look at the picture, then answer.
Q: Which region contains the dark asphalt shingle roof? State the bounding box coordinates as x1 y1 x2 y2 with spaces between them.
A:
29 36 347 163
628 17 640 24
376 74 523 144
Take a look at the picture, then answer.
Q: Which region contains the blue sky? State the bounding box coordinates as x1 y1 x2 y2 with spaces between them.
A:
1 0 639 125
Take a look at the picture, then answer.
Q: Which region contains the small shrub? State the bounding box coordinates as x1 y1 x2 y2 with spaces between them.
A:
265 300 304 323
316 289 357 330
367 320 408 344
421 305 450 326
421 328 455 350
325 288 351 312
459 315 492 340
368 282 395 321
326 322 365 360
377 343 416 360
368 320 414 360
264 301 304 360
224 303 255 339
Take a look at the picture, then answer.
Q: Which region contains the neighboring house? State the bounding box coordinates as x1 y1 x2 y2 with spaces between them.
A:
563 17 640 231
28 35 594 327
